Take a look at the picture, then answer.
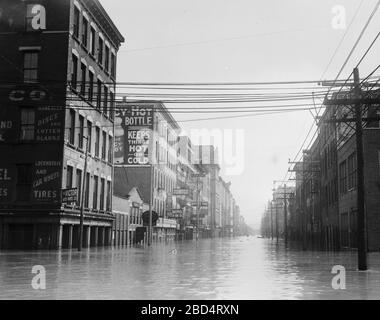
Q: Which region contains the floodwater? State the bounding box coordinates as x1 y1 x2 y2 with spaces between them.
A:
1 237 380 300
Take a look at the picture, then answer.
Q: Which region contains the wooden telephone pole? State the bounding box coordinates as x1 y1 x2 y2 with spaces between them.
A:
324 67 370 270
353 67 368 271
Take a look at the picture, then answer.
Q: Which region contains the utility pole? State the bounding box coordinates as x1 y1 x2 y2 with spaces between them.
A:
275 200 279 244
148 126 156 246
302 153 307 251
354 67 368 271
270 201 273 240
148 164 154 246
284 184 288 246
196 175 200 242
78 136 89 252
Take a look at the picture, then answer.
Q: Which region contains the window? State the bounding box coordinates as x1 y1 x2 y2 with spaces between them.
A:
102 131 107 160
84 172 90 208
73 6 80 38
95 127 100 157
88 70 94 102
105 45 110 72
69 109 76 145
87 121 92 153
79 115 84 149
96 79 102 109
76 169 82 206
106 181 111 211
66 166 73 188
20 108 35 141
103 86 108 115
98 37 103 65
348 152 357 190
111 53 116 78
16 164 32 201
82 17 88 47
100 178 105 210
71 54 78 90
108 136 113 163
339 160 347 195
80 63 86 97
90 27 96 56
93 176 98 209
23 52 38 83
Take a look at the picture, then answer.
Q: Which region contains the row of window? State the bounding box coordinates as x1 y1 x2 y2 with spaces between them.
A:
154 198 166 217
68 109 113 163
154 168 175 193
339 152 357 195
324 178 338 206
129 207 142 225
66 165 111 212
73 4 116 78
71 54 115 120
321 140 337 177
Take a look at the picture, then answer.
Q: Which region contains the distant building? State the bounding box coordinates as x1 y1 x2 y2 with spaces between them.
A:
285 89 380 251
196 145 221 237
113 101 179 242
112 187 145 246
0 0 124 249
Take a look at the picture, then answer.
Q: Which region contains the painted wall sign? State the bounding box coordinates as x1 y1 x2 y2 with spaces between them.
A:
35 111 62 142
173 188 189 196
115 104 155 166
32 160 61 202
0 168 12 200
9 89 47 102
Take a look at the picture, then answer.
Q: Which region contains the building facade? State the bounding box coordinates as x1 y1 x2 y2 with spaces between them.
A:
0 0 124 249
114 101 179 242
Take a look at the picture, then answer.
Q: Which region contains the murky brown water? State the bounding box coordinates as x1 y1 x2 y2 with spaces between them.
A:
1 237 380 299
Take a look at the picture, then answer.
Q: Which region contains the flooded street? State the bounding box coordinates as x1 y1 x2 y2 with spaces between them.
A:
1 237 380 300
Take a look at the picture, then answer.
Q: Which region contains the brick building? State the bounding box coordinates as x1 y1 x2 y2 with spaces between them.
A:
114 101 179 242
0 0 124 249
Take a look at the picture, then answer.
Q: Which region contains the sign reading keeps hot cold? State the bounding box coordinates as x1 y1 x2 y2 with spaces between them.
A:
115 104 155 165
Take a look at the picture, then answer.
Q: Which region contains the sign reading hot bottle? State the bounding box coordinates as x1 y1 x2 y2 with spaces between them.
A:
115 104 154 165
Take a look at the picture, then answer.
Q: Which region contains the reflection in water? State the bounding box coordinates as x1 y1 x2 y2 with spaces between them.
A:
1 237 380 299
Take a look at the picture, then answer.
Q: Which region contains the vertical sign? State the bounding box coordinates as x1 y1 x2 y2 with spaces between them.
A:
115 103 154 165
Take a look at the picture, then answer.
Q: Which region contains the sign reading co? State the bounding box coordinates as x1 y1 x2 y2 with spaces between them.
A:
8 89 48 102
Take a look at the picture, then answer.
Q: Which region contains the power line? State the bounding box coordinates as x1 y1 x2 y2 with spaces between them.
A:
283 0 380 183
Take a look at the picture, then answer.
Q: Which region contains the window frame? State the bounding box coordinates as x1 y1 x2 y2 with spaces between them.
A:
73 6 80 39
82 16 88 47
19 107 35 141
69 109 76 145
23 51 39 83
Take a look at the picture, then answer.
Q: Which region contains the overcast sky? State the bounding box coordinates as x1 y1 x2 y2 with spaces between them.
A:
101 0 380 229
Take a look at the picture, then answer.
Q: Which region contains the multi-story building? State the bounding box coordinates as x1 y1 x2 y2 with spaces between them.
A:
335 89 380 251
0 0 124 249
318 106 339 250
285 88 380 251
114 101 179 242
